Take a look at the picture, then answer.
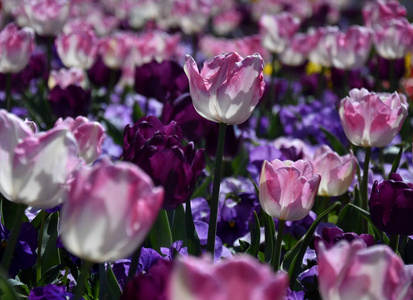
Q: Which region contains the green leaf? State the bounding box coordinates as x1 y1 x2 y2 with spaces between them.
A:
40 212 61 276
320 126 348 155
0 270 18 300
336 203 363 235
262 211 275 263
245 211 261 257
132 102 144 123
171 204 187 246
191 176 212 199
148 209 172 252
388 143 404 178
185 201 201 256
36 265 64 286
105 264 122 300
1 200 28 230
287 202 341 289
99 117 124 146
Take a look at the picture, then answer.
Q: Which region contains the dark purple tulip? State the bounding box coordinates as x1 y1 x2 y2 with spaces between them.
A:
29 284 77 300
161 93 214 143
314 225 374 253
134 60 189 103
48 85 91 118
121 259 173 300
369 173 413 235
87 56 121 87
0 222 38 278
331 67 374 91
123 116 205 210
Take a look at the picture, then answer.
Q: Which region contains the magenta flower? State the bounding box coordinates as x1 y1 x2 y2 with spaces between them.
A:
0 23 34 74
259 159 321 221
169 255 288 300
318 240 412 300
363 0 407 28
339 88 408 147
369 173 413 235
60 158 164 262
184 51 265 125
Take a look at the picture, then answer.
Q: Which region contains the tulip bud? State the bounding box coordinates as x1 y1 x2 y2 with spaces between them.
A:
310 145 357 197
60 158 164 262
339 88 408 147
0 23 34 74
259 159 321 221
184 51 265 125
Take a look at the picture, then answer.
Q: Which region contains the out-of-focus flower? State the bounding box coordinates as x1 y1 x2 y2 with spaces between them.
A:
54 116 105 164
318 240 412 300
48 67 86 90
0 110 79 209
184 51 265 125
28 284 75 300
310 145 357 197
373 18 413 60
0 23 34 74
169 255 288 300
169 0 211 35
363 0 406 28
339 88 408 147
279 32 319 67
60 158 164 262
0 222 37 278
212 8 242 36
98 34 131 69
123 116 205 210
259 159 320 221
55 28 98 69
259 13 301 54
247 144 284 183
24 0 70 36
48 84 91 119
369 173 413 235
331 26 372 70
87 56 121 87
308 26 338 68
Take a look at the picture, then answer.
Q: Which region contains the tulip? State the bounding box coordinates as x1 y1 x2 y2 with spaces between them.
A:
318 240 412 300
278 33 319 67
184 51 265 125
0 110 79 209
48 68 86 90
24 0 70 36
373 18 413 60
59 158 164 262
0 23 35 74
339 88 408 148
123 116 205 210
55 28 98 69
308 26 339 68
331 26 372 70
363 0 407 28
369 173 413 235
54 116 106 164
310 145 357 197
98 34 131 69
259 13 301 54
169 255 288 300
259 159 321 221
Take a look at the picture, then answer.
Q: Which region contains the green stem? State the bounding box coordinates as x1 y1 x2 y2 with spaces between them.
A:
5 73 12 111
99 263 107 300
273 219 285 272
74 260 93 300
389 234 400 254
127 246 142 281
269 52 277 109
1 204 27 274
36 211 47 283
206 123 227 255
360 147 371 231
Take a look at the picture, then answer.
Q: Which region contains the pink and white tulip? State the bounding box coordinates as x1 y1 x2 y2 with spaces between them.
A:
0 110 79 209
55 28 98 69
54 116 105 164
308 26 339 68
339 88 408 147
0 23 34 74
279 32 319 67
259 13 300 54
363 0 407 28
24 0 70 36
310 145 357 197
59 158 164 262
318 240 413 300
259 159 321 221
98 34 131 69
184 51 265 125
373 18 413 60
331 25 372 70
48 67 86 90
169 255 288 300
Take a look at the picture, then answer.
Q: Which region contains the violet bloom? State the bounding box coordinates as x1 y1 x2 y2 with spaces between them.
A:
0 222 37 278
134 60 189 103
123 116 205 210
247 144 284 183
48 85 91 119
160 240 188 260
29 284 76 300
369 173 413 235
87 56 122 88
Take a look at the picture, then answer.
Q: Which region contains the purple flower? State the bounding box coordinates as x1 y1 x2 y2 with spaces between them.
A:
87 56 121 87
369 173 413 235
160 240 188 260
29 284 77 300
48 85 91 118
123 116 205 210
247 145 284 183
0 222 38 278
277 211 317 240
134 60 189 103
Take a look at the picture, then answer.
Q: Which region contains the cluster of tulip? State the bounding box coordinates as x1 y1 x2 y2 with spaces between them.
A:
0 0 413 299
